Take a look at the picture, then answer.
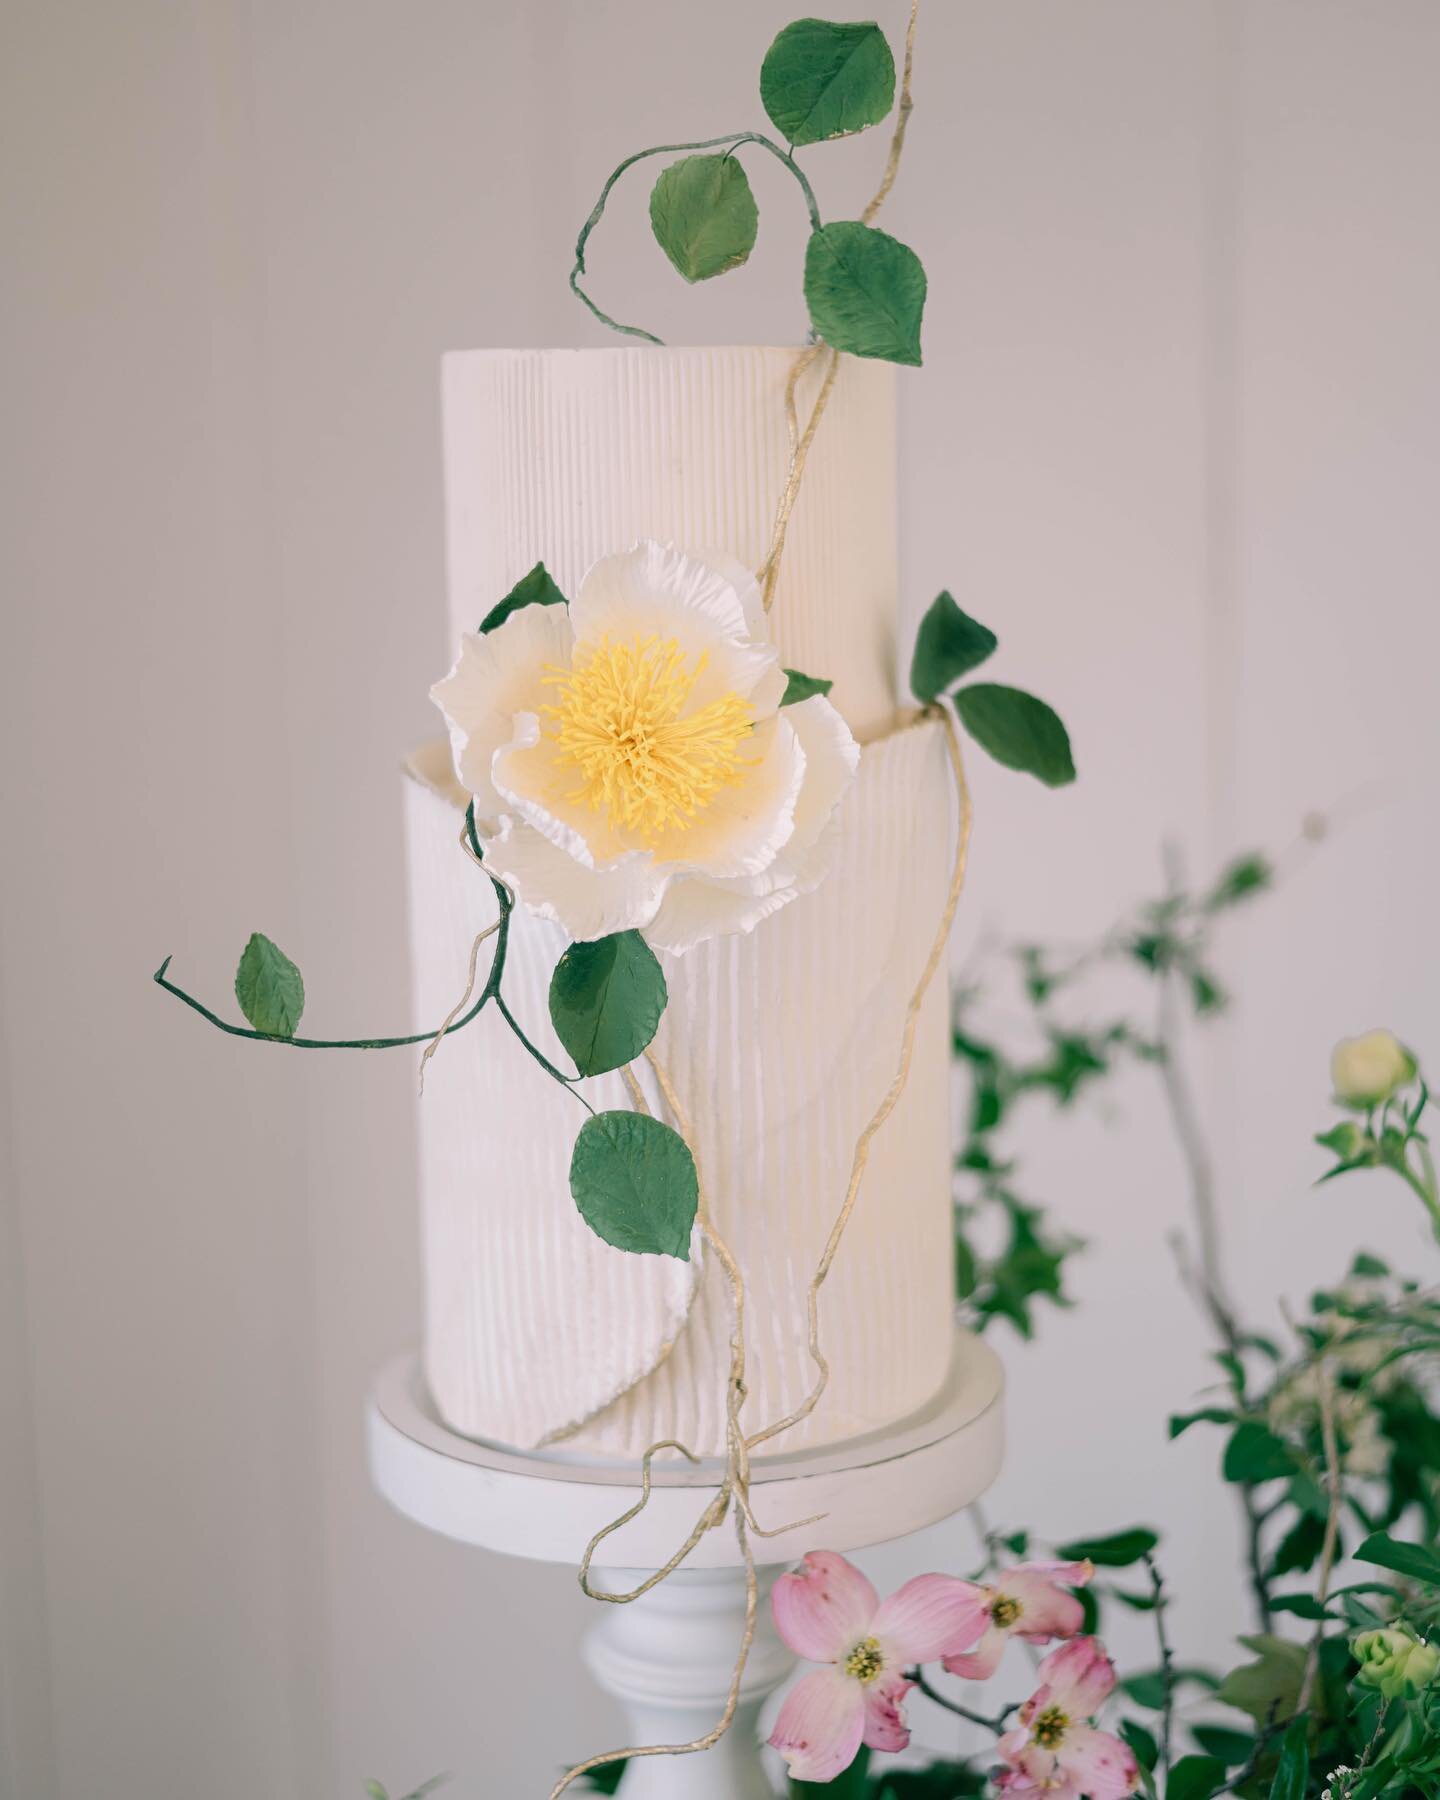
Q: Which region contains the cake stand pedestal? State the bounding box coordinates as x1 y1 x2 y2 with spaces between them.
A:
367 1332 1004 1799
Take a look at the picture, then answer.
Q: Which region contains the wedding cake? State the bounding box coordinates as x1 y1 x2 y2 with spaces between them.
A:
403 345 959 1459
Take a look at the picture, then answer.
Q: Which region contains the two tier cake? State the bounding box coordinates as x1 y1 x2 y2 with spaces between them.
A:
404 345 958 1458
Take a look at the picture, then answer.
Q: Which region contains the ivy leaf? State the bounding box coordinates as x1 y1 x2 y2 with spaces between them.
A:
804 221 926 366
1166 1755 1227 1800
760 18 895 146
780 667 834 706
234 933 305 1038
649 154 759 283
909 592 998 703
1266 1716 1310 1800
953 684 1076 786
479 561 568 634
1355 1530 1440 1588
570 1112 698 1259
1222 1421 1297 1484
1055 1526 1159 1567
549 933 668 1078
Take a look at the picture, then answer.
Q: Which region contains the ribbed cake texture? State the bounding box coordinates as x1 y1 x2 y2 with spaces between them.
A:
405 347 957 1458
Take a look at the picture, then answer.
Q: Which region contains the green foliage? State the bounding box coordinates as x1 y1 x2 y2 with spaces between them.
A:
577 1761 627 1794
781 667 835 706
1356 1532 1440 1590
909 592 998 703
479 560 567 634
1266 1716 1310 1800
760 19 895 145
1123 1719 1161 1771
649 154 759 281
234 932 305 1038
868 1763 987 1797
363 1780 447 1800
1190 1725 1255 1764
803 221 927 365
1223 1422 1299 1485
1056 1526 1160 1567
953 683 1076 786
1165 1755 1227 1800
1216 1635 1307 1726
569 1111 698 1258
549 932 667 1077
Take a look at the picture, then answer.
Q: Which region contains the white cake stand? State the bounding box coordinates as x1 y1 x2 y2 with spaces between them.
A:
367 1331 1004 1799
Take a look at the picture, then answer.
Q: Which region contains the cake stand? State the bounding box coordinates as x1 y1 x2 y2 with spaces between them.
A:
367 1330 1004 1799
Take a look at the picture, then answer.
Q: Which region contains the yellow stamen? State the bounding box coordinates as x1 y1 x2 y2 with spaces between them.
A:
990 1593 1022 1629
1032 1704 1070 1750
843 1637 884 1684
542 634 754 845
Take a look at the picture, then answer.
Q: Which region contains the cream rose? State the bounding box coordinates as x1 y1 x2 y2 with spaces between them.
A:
1331 1030 1417 1107
431 540 859 952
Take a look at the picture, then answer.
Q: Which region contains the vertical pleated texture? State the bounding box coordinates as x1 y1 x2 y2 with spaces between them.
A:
410 346 956 1458
441 347 899 740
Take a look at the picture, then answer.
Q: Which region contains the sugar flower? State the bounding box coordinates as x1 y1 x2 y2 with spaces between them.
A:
431 541 859 953
942 1559 1093 1681
768 1550 988 1784
997 1637 1139 1800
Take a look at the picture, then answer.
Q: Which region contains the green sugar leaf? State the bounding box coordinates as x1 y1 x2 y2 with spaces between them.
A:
803 221 926 366
953 683 1076 786
1055 1526 1159 1567
649 154 759 283
760 18 895 146
570 1111 698 1259
780 667 834 706
479 562 568 635
549 932 668 1078
909 592 998 703
234 933 305 1038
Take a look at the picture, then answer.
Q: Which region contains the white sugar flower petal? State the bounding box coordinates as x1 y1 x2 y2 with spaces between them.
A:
431 605 574 819
483 817 667 941
492 712 634 866
573 541 781 711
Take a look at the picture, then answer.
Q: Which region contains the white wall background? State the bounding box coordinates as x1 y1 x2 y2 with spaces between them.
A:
3 2 1437 1796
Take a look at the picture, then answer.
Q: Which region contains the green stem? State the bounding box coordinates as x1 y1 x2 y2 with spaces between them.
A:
1142 1551 1175 1774
1392 1152 1440 1244
570 130 822 344
904 1668 1014 1736
495 991 593 1115
151 883 513 1050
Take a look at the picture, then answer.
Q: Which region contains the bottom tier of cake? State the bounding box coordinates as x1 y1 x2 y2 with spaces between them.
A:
403 715 959 1459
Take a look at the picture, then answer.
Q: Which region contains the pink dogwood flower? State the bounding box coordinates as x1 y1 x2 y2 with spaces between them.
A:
996 1637 1139 1799
768 1551 988 1783
943 1559 1094 1680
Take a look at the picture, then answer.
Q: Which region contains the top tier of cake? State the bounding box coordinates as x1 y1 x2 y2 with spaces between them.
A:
441 346 900 739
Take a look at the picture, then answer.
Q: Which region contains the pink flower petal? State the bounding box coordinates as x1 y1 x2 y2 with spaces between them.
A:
871 1574 989 1664
942 1622 1007 1681
771 1552 878 1662
862 1673 914 1754
1033 1635 1117 1716
767 1667 866 1784
1003 1569 1087 1643
997 1745 1082 1798
1060 1724 1140 1798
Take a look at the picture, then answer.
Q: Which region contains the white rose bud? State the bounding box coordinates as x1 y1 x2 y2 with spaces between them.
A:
1331 1030 1417 1107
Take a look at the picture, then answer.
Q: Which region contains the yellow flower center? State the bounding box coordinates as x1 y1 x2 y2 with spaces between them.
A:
990 1593 1022 1629
542 635 753 845
1032 1704 1070 1750
843 1637 885 1684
